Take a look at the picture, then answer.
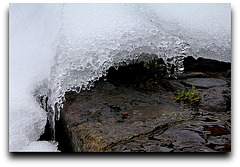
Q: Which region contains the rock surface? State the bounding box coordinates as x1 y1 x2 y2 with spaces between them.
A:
162 80 186 92
59 80 193 152
199 86 231 112
53 57 231 152
183 56 231 72
182 78 227 88
57 79 231 152
107 113 231 152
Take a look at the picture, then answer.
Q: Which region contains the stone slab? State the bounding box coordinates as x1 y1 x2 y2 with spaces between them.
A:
182 78 227 88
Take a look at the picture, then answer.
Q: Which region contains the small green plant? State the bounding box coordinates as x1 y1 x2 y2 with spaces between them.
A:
143 58 168 81
142 58 168 89
173 85 201 105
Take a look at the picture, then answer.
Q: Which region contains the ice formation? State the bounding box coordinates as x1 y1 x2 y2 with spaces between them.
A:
9 4 62 151
9 3 231 152
20 141 59 152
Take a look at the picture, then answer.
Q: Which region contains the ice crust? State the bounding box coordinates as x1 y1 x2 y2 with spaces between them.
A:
9 4 62 151
20 141 59 152
9 4 231 152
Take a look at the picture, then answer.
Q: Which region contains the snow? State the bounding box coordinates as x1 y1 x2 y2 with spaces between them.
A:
9 4 62 152
20 141 59 152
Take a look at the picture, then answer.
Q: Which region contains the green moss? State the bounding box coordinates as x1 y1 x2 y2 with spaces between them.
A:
173 85 201 106
142 58 169 90
143 58 168 80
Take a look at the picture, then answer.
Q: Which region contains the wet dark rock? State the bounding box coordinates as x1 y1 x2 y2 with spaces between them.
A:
182 78 227 89
225 69 231 78
190 110 201 116
199 86 231 112
55 57 231 152
95 81 116 91
108 112 231 152
158 147 174 152
184 56 231 72
206 135 231 152
155 129 206 152
60 79 192 152
107 113 231 152
162 80 185 92
58 79 230 152
121 145 131 152
178 72 208 79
